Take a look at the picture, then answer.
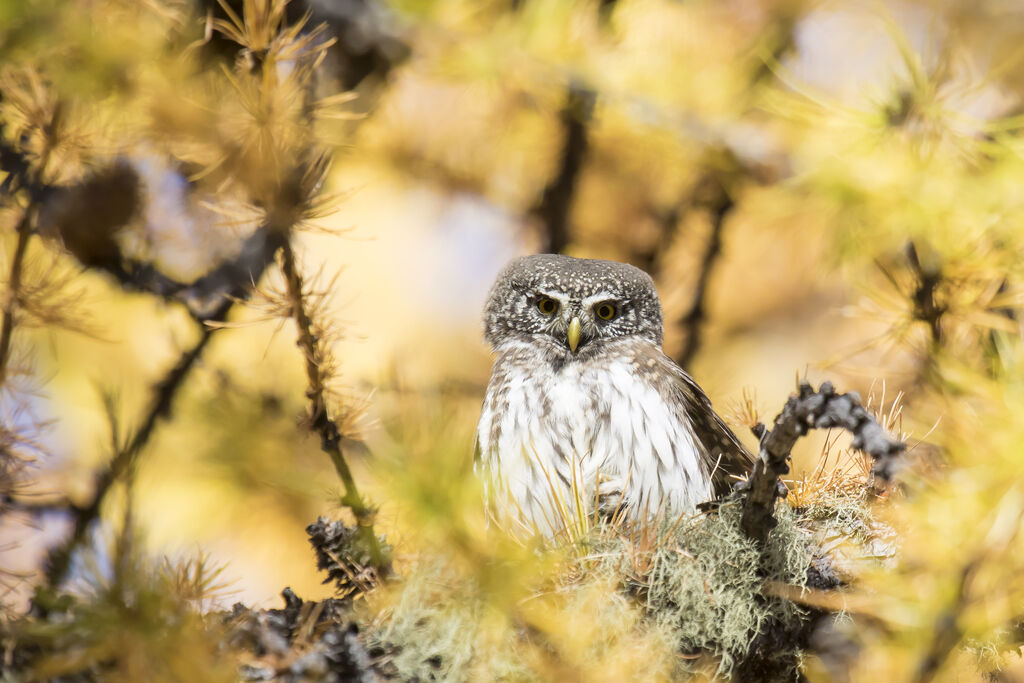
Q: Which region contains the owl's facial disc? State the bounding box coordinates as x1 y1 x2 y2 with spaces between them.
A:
541 295 613 354
482 255 666 352
532 291 594 353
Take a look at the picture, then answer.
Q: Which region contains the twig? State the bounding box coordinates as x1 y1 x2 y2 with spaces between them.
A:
675 175 734 370
3 174 278 323
0 208 36 388
278 240 388 572
44 301 224 586
911 558 979 683
532 84 595 254
0 94 49 205
739 381 905 544
905 241 944 346
0 139 44 204
0 97 53 388
7 154 283 322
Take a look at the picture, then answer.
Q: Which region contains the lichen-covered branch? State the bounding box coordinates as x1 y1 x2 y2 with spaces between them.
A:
739 381 906 544
279 240 389 573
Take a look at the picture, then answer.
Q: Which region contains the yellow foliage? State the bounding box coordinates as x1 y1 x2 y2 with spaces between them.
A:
4 0 1024 680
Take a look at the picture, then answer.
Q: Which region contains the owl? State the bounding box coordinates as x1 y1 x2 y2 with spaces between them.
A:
475 254 752 535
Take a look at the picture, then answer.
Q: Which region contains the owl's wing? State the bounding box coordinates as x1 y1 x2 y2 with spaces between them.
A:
634 345 755 498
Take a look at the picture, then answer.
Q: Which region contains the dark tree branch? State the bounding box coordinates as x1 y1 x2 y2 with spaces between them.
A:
0 207 35 388
0 96 51 206
42 227 284 587
911 558 979 683
125 228 283 319
0 140 41 202
905 241 944 346
631 200 683 277
44 301 221 587
532 84 595 254
5 151 282 325
674 175 734 370
0 100 54 388
279 240 389 574
80 224 283 322
739 381 906 545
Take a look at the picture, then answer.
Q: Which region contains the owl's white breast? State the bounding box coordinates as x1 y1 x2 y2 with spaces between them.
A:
476 340 713 533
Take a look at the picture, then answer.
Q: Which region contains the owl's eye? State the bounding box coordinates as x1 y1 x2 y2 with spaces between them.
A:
595 303 617 320
537 297 559 315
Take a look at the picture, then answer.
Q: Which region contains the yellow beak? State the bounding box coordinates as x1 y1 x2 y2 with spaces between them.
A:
567 317 581 353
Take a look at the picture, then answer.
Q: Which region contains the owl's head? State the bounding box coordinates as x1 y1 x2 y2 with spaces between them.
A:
483 254 663 354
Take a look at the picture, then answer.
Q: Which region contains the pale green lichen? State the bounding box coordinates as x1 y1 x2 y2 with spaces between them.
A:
636 502 812 676
367 501 817 680
368 561 493 681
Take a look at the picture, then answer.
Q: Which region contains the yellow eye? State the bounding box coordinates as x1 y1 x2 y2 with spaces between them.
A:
537 297 558 315
595 303 616 320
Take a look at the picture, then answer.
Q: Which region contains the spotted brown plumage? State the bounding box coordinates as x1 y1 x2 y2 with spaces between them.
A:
476 254 753 534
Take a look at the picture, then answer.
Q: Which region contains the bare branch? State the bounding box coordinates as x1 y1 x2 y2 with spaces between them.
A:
675 174 734 370
13 153 284 325
77 223 285 322
44 304 220 586
532 84 595 254
739 381 906 544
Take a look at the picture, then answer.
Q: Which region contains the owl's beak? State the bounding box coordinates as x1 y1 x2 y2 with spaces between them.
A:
567 316 581 353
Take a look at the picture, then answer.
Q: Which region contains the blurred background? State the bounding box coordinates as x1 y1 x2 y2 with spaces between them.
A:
3 0 1024 678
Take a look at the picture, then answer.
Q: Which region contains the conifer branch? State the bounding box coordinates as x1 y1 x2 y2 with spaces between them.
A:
43 227 283 587
0 207 35 388
278 240 388 573
44 310 220 586
906 241 944 347
0 99 53 389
